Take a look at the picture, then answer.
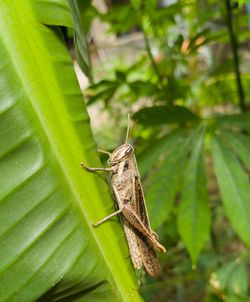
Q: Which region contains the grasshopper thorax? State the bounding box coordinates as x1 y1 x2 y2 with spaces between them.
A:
108 144 134 165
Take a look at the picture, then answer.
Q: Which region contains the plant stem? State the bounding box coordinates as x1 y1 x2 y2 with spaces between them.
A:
142 27 164 89
225 0 246 112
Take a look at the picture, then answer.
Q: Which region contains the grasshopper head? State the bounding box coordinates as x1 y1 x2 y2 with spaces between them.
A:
108 144 134 165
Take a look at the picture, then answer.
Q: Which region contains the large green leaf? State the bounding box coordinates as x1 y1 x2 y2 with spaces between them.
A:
220 129 250 172
137 129 187 178
210 260 238 293
0 1 141 301
178 128 210 264
210 259 249 298
144 130 191 229
227 261 248 297
212 136 250 248
214 113 250 130
133 105 200 126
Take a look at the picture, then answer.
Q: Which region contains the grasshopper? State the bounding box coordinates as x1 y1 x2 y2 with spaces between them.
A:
81 115 166 276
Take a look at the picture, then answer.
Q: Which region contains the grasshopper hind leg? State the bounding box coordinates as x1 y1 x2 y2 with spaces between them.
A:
92 208 123 226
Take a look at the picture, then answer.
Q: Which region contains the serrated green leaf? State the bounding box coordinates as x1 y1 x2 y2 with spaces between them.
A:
220 129 250 172
129 80 158 98
145 130 192 228
99 5 139 34
0 2 141 301
178 129 210 264
210 261 238 292
212 136 250 247
210 259 249 299
137 129 187 178
87 85 118 106
87 80 120 105
227 261 248 297
134 105 200 126
214 113 250 130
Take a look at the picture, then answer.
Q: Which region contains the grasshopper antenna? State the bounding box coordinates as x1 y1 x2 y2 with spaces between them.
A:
125 113 131 144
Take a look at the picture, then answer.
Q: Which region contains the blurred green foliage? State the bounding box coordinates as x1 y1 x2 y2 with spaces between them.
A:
82 0 250 301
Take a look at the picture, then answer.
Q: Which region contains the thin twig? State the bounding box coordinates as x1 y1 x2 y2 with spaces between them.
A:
225 0 246 112
141 27 164 89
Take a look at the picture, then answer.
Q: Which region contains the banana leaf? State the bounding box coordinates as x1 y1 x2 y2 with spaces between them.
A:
0 1 141 301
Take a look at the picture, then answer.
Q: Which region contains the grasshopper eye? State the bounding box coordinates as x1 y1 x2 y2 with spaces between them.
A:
125 146 133 155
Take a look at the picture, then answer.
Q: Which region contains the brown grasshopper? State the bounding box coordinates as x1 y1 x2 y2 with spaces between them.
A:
81 115 166 276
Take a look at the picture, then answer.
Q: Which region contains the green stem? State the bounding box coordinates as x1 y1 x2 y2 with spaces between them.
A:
131 2 164 88
225 0 246 112
141 27 164 89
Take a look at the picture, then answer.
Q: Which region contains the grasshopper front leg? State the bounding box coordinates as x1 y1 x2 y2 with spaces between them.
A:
81 162 121 226
81 162 113 173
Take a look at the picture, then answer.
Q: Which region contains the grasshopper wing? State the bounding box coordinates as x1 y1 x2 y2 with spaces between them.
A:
134 177 162 276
